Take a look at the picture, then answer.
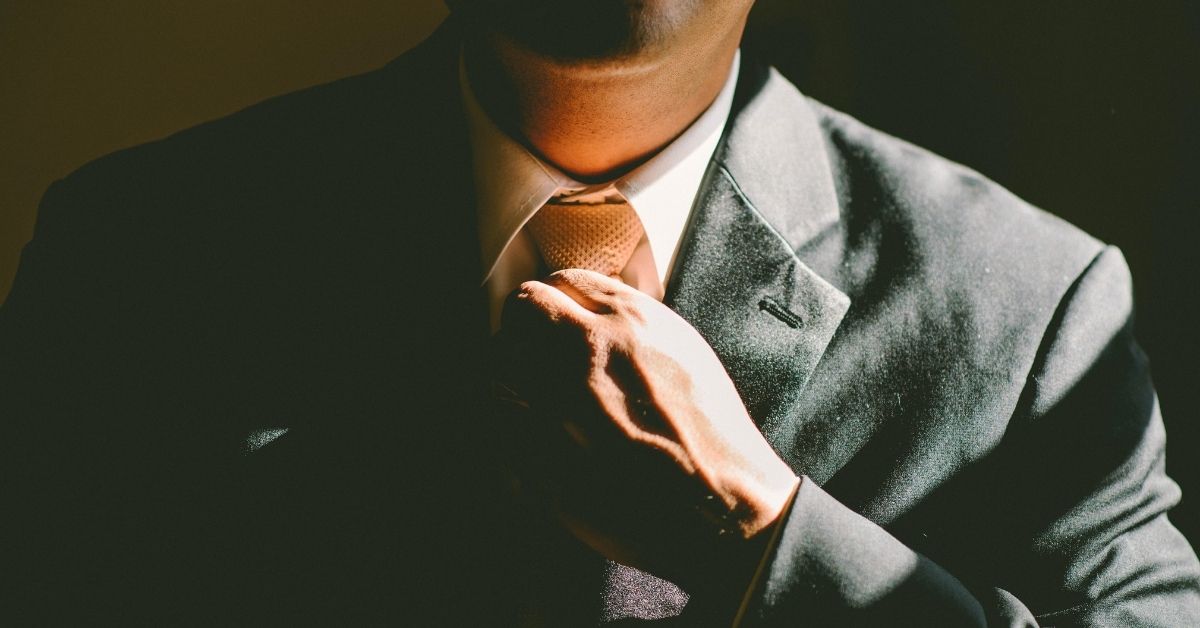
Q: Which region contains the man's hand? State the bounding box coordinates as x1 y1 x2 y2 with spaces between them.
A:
493 269 799 595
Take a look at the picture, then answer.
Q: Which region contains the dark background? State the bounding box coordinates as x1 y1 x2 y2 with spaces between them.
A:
2 2 1197 545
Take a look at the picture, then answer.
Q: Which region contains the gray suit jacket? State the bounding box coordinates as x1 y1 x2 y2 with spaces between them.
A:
3 20 1198 626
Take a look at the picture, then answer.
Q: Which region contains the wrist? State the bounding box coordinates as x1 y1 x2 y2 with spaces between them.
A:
680 506 787 625
708 452 799 539
685 476 800 626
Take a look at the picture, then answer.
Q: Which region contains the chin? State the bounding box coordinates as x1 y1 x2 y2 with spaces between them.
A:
451 0 707 63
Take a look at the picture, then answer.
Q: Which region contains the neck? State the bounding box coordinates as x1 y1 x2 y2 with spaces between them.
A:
463 25 743 182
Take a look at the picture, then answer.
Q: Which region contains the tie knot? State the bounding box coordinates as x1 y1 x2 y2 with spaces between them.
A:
526 200 644 277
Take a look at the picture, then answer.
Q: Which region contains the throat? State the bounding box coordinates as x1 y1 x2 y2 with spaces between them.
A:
463 32 738 181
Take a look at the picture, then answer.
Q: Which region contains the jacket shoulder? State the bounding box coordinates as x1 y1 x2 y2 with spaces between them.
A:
808 98 1109 316
40 29 456 236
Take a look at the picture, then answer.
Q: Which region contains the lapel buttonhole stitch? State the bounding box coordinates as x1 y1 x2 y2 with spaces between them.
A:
758 295 805 329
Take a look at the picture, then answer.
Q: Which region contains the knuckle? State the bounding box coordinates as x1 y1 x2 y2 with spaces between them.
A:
608 297 647 325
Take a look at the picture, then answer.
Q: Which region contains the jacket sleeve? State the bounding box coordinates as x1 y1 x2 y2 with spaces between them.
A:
0 176 214 623
739 246 1200 626
1 178 123 616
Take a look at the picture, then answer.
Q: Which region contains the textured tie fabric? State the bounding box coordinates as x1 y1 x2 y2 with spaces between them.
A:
526 199 644 276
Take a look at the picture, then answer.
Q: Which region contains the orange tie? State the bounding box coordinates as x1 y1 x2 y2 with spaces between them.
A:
526 200 643 277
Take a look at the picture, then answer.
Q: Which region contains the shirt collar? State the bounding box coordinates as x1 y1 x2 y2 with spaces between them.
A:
461 50 741 285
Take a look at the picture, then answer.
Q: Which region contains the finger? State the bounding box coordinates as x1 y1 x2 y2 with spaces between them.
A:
496 280 598 410
543 268 634 314
502 278 595 330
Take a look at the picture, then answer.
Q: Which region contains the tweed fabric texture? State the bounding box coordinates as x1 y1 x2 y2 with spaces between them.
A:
599 561 689 623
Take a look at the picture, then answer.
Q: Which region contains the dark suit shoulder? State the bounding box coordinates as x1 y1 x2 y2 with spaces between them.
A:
807 97 1111 343
818 98 1103 276
22 30 468 322
42 27 458 238
785 94 1134 483
6 25 473 434
50 65 408 222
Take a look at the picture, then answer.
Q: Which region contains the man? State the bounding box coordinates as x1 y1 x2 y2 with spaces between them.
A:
2 1 1197 626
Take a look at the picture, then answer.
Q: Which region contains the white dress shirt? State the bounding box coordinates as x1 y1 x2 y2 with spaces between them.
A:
460 51 742 331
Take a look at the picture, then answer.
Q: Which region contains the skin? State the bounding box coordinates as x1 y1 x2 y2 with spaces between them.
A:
453 0 757 180
496 271 799 595
452 0 798 608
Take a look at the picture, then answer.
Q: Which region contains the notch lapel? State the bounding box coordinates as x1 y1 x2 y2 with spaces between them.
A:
667 60 849 439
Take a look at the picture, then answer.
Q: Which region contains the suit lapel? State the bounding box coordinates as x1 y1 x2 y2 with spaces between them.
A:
667 58 849 439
